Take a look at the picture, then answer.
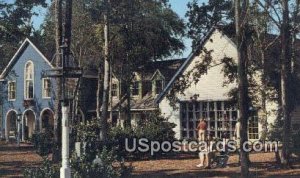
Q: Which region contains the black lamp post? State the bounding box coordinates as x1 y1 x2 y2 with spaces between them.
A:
17 109 22 147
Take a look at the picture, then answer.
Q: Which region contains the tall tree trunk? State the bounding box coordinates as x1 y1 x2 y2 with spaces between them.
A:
291 0 300 75
96 70 102 119
235 0 250 177
260 50 268 137
125 80 131 128
280 0 292 167
53 0 63 163
109 53 113 123
99 0 110 143
64 0 73 52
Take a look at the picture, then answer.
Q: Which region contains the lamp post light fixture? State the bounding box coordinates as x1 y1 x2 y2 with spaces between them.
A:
43 40 82 178
17 109 22 147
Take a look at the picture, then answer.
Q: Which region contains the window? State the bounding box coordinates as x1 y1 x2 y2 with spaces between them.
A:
8 81 16 100
42 78 51 98
66 87 73 99
25 61 34 99
155 80 163 94
180 101 238 139
248 116 259 139
111 83 118 97
131 81 139 96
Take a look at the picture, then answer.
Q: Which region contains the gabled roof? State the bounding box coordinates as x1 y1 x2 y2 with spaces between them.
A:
151 69 165 81
0 38 54 79
155 26 232 104
138 59 185 81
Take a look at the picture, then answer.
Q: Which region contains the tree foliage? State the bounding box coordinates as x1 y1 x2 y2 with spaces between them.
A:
186 0 233 48
39 0 101 69
0 0 47 69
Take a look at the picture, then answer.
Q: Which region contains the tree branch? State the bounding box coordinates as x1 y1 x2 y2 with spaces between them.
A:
256 0 281 29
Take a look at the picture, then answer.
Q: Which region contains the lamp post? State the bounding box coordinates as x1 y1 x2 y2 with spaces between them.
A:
44 41 82 178
17 110 22 147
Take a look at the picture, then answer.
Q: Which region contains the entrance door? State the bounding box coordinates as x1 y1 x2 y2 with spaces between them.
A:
24 110 36 139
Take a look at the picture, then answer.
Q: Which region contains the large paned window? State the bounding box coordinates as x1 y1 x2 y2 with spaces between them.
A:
248 116 259 139
111 83 118 97
25 61 34 99
155 80 163 94
42 78 51 98
180 101 260 139
131 81 139 96
180 101 238 139
8 81 16 100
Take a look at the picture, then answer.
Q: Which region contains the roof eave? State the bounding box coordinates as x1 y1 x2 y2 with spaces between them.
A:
155 26 219 104
0 38 54 79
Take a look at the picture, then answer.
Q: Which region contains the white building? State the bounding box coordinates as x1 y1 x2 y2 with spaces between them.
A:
155 27 295 140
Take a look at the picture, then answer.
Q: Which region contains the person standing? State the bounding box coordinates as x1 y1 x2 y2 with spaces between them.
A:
234 119 241 140
197 134 215 168
197 117 207 141
234 119 241 164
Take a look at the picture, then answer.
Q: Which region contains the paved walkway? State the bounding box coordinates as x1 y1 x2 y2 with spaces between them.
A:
0 140 43 178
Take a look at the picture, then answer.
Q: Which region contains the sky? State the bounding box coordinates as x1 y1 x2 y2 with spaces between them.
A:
6 0 209 58
169 0 193 58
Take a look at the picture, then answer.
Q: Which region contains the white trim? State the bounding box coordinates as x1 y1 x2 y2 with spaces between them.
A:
22 109 37 138
26 39 54 68
111 73 120 81
0 38 54 79
42 78 51 99
24 60 34 100
23 108 37 120
7 81 16 101
155 27 237 104
5 109 18 140
40 108 54 130
150 69 166 81
40 108 55 117
78 109 85 123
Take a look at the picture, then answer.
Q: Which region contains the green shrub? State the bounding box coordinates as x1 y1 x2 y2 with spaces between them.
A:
73 111 176 160
23 158 59 178
292 130 300 149
71 147 132 178
267 116 284 142
32 131 53 156
71 118 132 177
109 111 176 159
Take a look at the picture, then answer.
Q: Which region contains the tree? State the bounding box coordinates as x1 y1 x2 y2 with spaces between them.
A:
99 0 110 142
280 0 292 167
52 0 63 163
91 0 185 128
186 0 233 48
40 0 185 133
256 0 300 167
0 0 47 69
235 0 250 176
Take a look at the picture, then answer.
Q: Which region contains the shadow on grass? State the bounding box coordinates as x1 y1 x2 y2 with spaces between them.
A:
126 169 241 178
